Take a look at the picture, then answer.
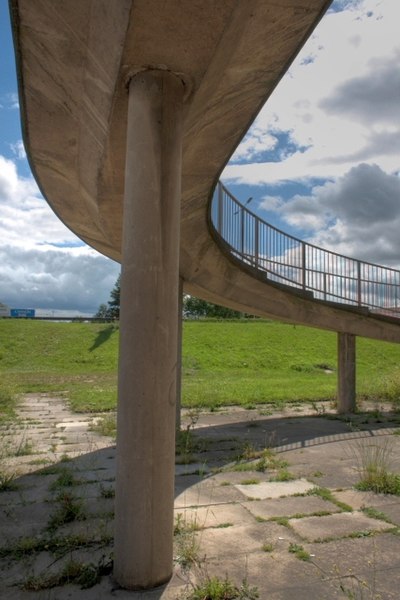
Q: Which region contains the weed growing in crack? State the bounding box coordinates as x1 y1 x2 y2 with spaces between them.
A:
47 491 87 531
352 438 400 495
240 478 260 485
174 512 203 570
180 576 259 600
99 483 115 498
0 470 18 491
49 468 81 491
22 556 113 591
0 532 113 561
90 414 116 439
270 468 296 482
176 409 209 465
288 543 311 561
361 507 394 524
307 486 353 512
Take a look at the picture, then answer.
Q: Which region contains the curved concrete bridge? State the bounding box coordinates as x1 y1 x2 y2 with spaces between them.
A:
10 0 400 590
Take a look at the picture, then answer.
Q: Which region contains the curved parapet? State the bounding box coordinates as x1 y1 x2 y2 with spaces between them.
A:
210 182 400 319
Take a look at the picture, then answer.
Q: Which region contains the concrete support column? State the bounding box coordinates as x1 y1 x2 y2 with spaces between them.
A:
337 332 356 414
114 70 184 590
176 277 183 431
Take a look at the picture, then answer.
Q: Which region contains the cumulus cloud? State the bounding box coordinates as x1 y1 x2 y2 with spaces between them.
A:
320 51 400 125
221 0 400 272
0 155 120 312
0 244 119 312
270 164 400 265
223 0 400 186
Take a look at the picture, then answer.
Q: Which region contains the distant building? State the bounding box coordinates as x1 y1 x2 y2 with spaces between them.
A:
0 302 10 317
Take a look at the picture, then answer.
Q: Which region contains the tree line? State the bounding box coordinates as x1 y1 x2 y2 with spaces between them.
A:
95 275 250 320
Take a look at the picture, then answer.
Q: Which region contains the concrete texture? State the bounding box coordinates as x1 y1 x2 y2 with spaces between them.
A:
2 394 400 598
337 333 356 413
114 69 184 589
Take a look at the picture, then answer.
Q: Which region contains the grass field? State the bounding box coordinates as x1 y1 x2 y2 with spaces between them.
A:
1 319 400 418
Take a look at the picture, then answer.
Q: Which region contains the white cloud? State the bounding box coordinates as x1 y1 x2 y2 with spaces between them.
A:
0 155 120 312
223 0 400 187
0 92 19 110
9 139 26 160
271 164 400 266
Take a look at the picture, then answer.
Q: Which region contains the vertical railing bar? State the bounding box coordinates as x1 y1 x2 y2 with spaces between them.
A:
213 183 400 318
301 241 306 290
357 260 361 307
255 217 259 269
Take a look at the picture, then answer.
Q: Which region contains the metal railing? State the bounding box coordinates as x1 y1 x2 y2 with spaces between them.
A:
210 182 400 318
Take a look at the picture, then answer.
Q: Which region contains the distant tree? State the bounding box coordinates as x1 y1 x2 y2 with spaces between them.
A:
183 295 243 319
107 274 120 319
94 274 121 320
94 303 109 319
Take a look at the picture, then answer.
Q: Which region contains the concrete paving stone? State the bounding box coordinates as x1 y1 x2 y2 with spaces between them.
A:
85 496 114 517
54 442 109 454
175 462 210 476
374 502 400 525
175 480 245 508
65 481 106 500
208 470 271 485
290 510 392 542
196 521 299 560
3 396 400 599
0 500 51 530
200 550 329 598
174 502 256 529
0 519 45 544
243 495 341 520
307 533 400 599
235 478 315 499
76 469 116 484
55 515 114 540
195 523 263 559
333 488 400 511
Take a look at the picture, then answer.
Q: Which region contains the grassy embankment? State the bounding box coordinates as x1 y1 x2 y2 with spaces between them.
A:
1 319 400 419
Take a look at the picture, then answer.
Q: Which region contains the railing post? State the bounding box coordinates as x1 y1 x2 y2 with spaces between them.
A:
240 207 245 257
254 217 259 269
357 261 361 306
218 182 223 234
323 272 327 301
301 241 306 290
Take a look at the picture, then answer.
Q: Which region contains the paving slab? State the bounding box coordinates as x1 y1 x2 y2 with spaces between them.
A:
2 396 400 599
174 502 256 529
290 511 392 542
175 480 245 507
195 522 297 559
243 495 340 520
235 478 315 499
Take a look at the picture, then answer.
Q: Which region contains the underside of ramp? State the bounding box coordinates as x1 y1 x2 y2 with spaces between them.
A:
10 0 400 342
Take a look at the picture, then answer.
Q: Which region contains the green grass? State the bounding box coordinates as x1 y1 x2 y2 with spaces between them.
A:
0 385 17 424
1 319 400 412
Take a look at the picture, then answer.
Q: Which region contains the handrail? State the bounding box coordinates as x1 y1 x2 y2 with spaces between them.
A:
210 182 400 318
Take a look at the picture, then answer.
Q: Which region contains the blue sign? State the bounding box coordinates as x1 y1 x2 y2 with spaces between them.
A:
10 308 35 318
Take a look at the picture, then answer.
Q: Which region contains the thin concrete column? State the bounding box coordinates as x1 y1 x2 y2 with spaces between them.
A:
176 277 183 431
114 70 184 590
337 332 356 414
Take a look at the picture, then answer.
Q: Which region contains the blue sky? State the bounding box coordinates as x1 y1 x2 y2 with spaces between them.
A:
1 0 400 314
